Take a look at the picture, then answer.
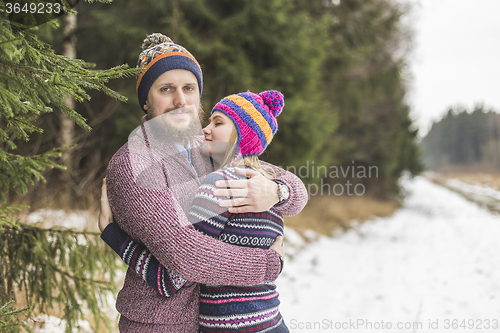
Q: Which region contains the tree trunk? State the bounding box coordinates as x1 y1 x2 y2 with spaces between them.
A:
172 0 179 42
59 13 77 202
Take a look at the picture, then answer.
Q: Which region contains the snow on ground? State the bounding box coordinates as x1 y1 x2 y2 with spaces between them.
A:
442 178 500 212
444 178 500 199
31 315 93 333
26 208 95 230
277 176 500 333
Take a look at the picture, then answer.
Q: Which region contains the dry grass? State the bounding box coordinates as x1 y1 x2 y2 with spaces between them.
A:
285 194 401 236
435 171 500 189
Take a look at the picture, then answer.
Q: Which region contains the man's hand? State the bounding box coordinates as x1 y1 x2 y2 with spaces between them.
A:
214 167 279 213
98 178 114 232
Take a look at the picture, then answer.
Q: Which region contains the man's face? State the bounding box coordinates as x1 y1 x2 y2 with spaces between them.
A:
144 69 203 143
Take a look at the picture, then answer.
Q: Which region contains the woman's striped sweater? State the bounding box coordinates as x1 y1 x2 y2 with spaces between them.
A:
102 166 288 332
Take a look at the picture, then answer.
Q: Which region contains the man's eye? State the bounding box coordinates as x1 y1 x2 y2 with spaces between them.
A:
185 86 194 91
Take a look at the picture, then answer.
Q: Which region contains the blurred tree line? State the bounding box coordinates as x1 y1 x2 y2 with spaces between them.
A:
12 0 422 209
420 105 500 172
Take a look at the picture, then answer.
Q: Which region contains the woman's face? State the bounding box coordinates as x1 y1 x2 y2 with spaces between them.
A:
200 111 236 162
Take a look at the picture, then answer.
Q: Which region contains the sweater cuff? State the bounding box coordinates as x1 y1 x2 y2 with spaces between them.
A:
100 222 130 255
264 249 282 282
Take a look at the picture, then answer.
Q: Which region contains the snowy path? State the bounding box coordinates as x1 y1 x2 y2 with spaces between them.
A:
277 176 500 333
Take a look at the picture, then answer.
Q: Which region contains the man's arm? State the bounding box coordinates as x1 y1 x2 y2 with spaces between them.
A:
101 222 186 297
214 163 308 216
106 147 281 286
102 224 283 299
102 169 285 298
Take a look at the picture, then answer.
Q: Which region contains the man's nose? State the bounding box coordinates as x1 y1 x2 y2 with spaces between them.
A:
173 90 187 107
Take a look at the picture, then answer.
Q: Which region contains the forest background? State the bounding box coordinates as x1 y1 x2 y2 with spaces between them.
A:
1 0 424 331
421 105 500 173
20 0 423 208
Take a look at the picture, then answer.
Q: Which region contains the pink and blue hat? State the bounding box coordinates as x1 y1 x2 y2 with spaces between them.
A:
212 90 284 157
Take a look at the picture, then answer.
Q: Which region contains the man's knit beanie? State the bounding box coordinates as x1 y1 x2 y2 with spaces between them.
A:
211 90 284 157
136 33 203 112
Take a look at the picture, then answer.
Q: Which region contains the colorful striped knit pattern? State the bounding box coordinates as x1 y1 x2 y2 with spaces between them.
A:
136 33 203 112
212 90 284 157
192 167 286 332
103 166 287 332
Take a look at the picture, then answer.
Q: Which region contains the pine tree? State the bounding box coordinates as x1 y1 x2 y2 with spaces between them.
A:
0 1 138 332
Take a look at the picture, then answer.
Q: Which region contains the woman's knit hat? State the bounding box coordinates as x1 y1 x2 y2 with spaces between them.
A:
212 90 284 157
136 33 203 112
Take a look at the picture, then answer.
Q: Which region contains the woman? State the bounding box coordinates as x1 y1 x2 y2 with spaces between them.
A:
100 90 294 332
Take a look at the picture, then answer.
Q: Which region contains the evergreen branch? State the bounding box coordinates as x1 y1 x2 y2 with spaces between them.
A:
0 300 29 317
0 149 65 201
0 74 51 117
1 224 123 331
0 36 24 47
47 260 112 287
0 300 31 333
0 62 29 74
0 205 27 230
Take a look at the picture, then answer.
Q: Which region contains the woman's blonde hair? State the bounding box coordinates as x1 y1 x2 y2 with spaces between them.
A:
218 126 276 180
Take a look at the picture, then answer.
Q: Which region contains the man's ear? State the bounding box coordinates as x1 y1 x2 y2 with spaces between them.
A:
143 101 148 110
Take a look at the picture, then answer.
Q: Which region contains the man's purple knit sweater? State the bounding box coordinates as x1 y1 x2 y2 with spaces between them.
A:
105 116 307 332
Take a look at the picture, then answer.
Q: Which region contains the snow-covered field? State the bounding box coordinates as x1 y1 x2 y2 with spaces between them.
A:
277 176 500 332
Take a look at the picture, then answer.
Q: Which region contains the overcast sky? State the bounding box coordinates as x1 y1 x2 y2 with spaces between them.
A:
407 0 500 136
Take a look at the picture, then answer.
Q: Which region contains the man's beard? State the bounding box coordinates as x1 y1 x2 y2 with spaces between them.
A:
148 105 205 145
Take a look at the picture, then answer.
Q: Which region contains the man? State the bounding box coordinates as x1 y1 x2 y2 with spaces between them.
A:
103 33 307 332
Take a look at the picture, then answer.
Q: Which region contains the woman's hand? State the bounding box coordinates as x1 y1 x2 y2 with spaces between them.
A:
98 178 114 232
270 236 285 274
270 236 284 258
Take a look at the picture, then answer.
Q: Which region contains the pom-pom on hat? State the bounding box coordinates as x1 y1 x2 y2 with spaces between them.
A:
212 90 284 157
136 33 203 112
